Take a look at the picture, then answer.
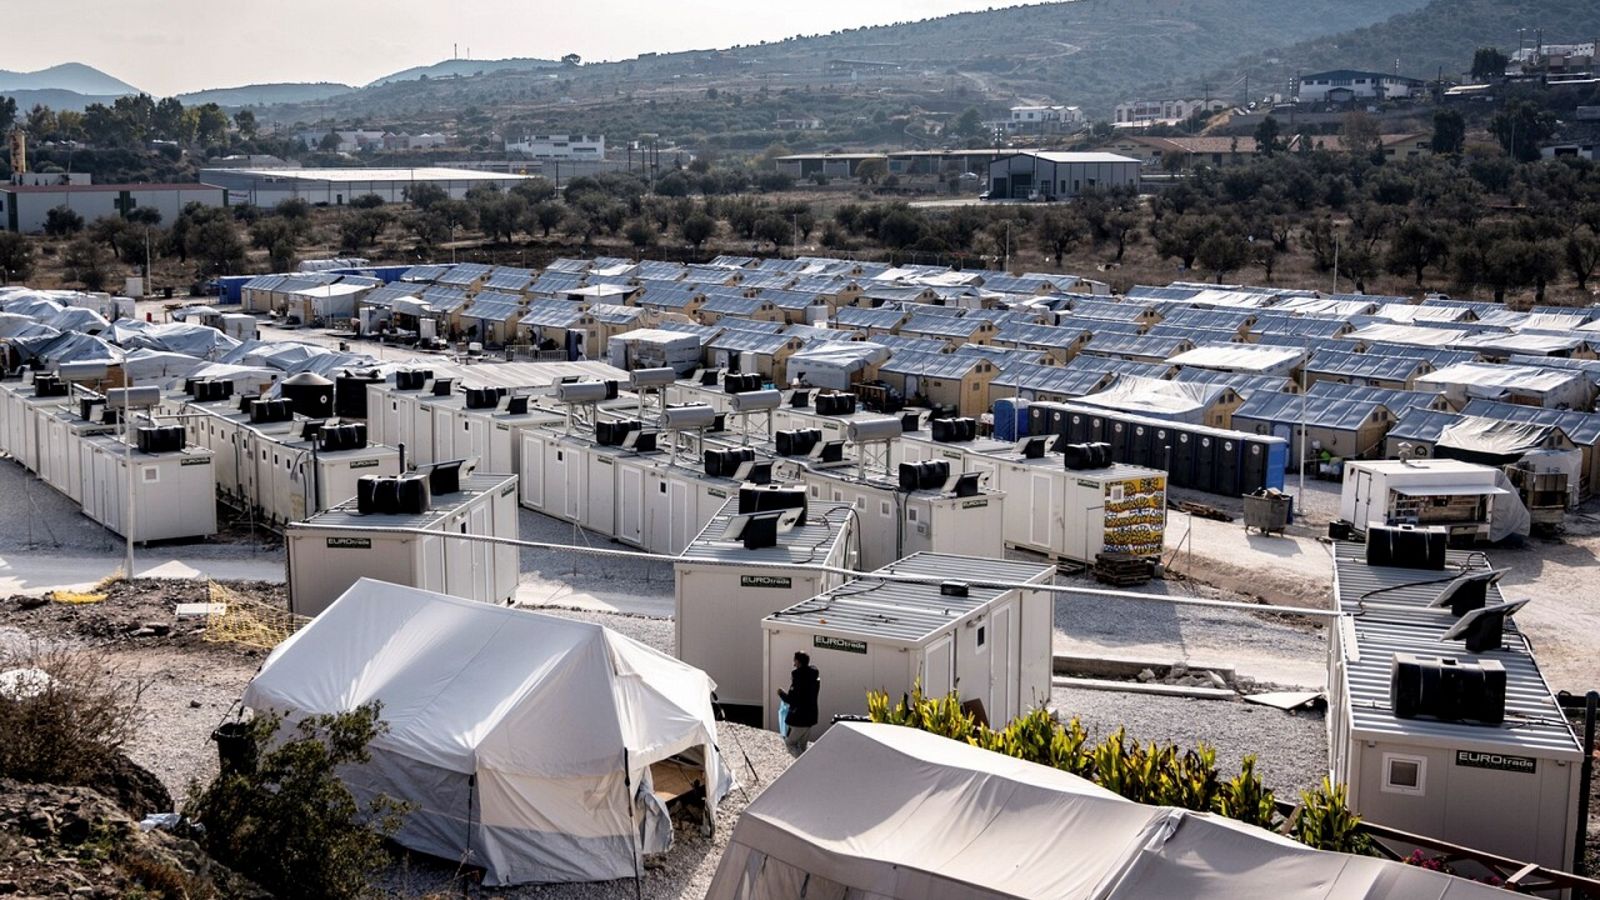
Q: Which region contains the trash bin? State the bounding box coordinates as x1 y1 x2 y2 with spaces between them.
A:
212 721 257 776
1243 489 1292 536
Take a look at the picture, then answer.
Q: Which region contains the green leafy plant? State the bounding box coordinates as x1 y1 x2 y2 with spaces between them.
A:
186 702 410 900
1292 777 1369 854
870 686 1367 858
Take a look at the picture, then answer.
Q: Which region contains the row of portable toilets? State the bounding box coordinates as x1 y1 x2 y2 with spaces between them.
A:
1021 400 1288 496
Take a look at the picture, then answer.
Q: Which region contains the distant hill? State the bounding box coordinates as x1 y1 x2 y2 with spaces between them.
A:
0 88 129 112
176 82 354 107
1162 0 1600 104
0 63 138 97
367 57 563 87
262 0 1426 124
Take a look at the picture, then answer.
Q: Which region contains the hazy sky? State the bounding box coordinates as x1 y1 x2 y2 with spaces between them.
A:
12 0 1030 97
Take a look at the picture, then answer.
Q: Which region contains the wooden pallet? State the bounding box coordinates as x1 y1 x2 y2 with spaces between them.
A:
1093 552 1153 587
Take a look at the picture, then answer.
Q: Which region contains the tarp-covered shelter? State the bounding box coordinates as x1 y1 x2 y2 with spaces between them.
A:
243 580 732 887
1074 375 1239 427
1433 416 1576 467
706 722 1506 900
787 341 889 390
1415 362 1591 410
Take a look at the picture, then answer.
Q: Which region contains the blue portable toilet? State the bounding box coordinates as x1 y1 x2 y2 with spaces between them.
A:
992 398 1028 442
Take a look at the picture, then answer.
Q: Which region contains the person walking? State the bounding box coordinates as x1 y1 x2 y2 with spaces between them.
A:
778 651 820 754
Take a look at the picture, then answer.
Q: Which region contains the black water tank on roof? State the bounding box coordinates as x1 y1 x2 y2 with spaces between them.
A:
775 428 821 457
356 473 431 515
334 372 382 418
136 425 186 454
281 372 335 420
250 398 293 424
1366 523 1448 570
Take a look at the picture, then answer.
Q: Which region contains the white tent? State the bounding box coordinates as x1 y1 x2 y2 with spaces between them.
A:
243 579 733 886
707 723 1506 900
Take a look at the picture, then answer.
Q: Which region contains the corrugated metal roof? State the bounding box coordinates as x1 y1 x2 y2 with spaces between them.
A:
1307 349 1430 381
1386 406 1462 443
764 552 1055 644
482 268 535 292
879 350 988 379
1305 382 1446 412
1332 545 1580 757
519 300 588 328
461 291 524 323
708 330 799 354
1233 391 1388 431
678 499 857 565
991 363 1109 397
834 306 907 330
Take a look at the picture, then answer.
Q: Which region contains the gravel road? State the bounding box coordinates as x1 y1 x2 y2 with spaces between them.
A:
1051 685 1328 795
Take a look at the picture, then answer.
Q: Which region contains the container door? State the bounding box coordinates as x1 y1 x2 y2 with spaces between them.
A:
520 433 545 508
924 634 955 698
469 502 493 602
1215 437 1242 497
616 462 644 545
1242 438 1268 493
1194 433 1218 493
956 616 991 715
420 534 445 593
1029 471 1055 551
990 602 1018 723
671 479 696 554
431 407 454 465
586 456 615 535
1172 430 1195 489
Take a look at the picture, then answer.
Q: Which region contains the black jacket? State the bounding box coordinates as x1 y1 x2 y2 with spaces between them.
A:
779 664 820 728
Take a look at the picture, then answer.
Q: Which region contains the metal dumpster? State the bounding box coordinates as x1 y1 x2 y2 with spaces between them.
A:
1243 489 1292 535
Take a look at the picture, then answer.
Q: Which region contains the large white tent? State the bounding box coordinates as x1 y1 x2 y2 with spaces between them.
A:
707 723 1506 900
243 579 733 886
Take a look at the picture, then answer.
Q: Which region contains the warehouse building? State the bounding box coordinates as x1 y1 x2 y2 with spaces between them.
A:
986 151 1140 200
197 167 536 208
1 182 227 233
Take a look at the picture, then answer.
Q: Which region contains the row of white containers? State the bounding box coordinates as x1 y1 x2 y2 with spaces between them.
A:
362 375 1163 567
0 376 217 541
166 389 400 525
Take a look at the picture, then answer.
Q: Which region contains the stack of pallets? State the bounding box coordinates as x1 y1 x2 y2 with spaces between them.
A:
1093 552 1152 587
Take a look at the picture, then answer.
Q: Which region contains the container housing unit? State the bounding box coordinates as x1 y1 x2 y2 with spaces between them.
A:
285 470 520 617
761 552 1056 736
79 427 217 542
1327 543 1583 872
674 494 860 715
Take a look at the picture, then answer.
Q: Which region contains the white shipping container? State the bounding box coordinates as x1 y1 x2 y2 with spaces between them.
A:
79 434 218 542
762 553 1056 736
1328 544 1583 871
674 497 860 711
286 472 520 616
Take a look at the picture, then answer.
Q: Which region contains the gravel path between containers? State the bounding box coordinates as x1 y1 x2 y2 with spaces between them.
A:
1051 684 1328 795
1051 569 1330 689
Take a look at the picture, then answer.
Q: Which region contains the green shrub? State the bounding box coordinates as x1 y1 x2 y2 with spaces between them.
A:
1217 755 1277 828
1291 777 1369 854
187 702 409 900
870 687 1364 857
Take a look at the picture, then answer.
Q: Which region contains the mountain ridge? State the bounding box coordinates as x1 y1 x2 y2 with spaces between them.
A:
0 62 139 97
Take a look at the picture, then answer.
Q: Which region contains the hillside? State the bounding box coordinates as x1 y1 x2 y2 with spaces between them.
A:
367 57 563 87
0 62 138 96
0 88 130 113
175 82 354 108
1158 0 1600 102
261 0 1425 125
